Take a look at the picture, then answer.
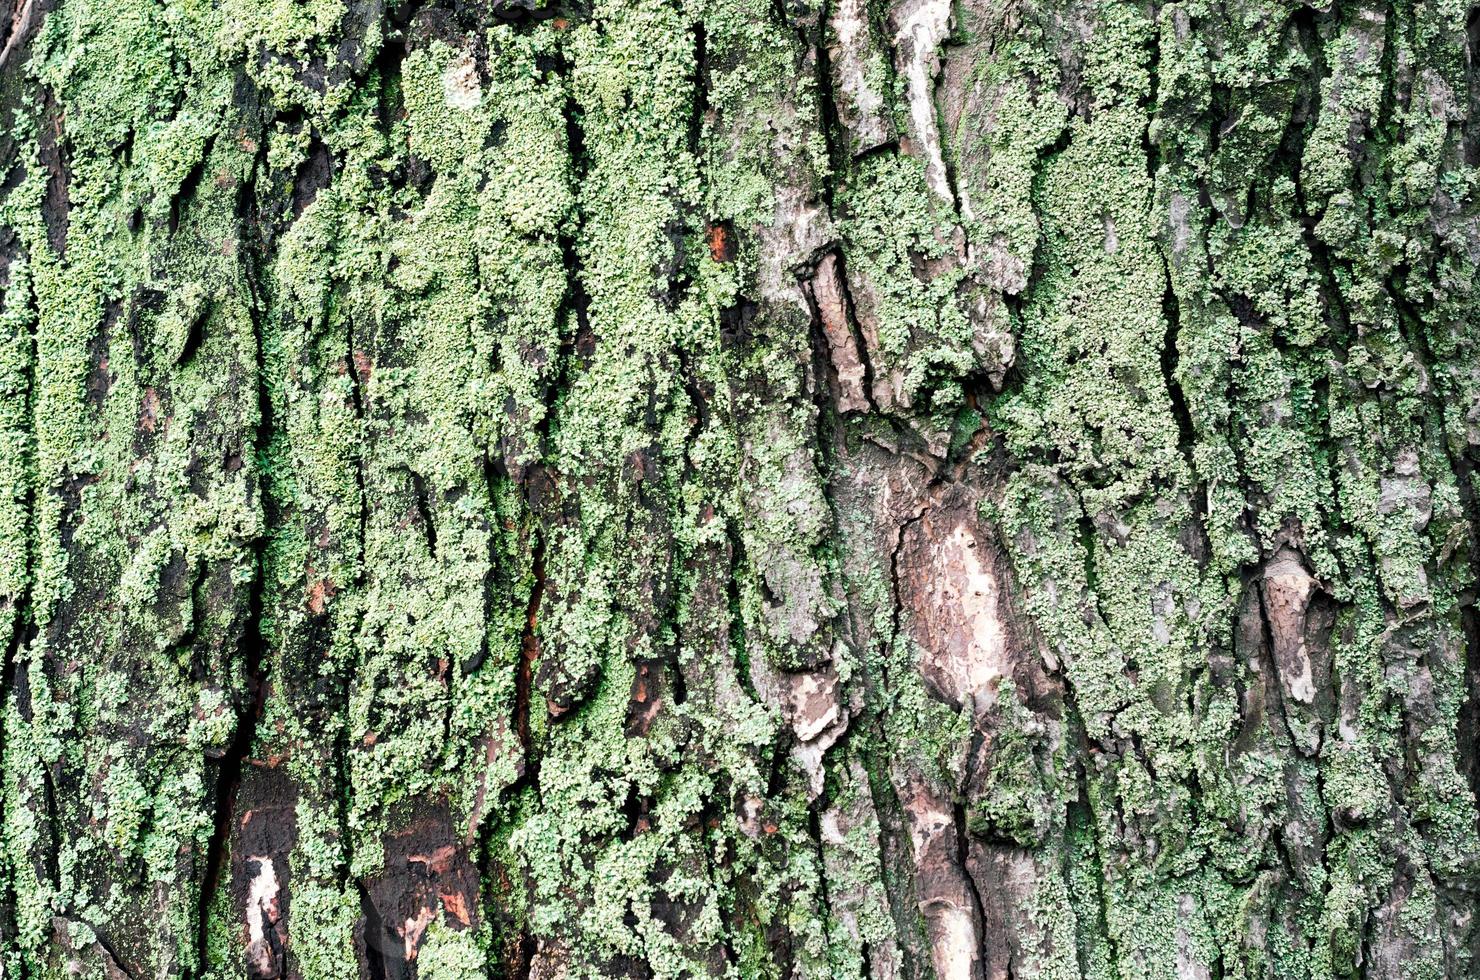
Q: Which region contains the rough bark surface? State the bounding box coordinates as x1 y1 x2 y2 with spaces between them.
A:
0 0 1477 978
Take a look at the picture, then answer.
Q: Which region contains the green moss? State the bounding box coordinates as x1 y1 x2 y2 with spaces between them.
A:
966 682 1062 848
414 917 488 980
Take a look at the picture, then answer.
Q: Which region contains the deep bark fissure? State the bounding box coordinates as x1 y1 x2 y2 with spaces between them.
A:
887 506 928 651
356 878 391 980
1455 444 1480 822
1466 5 1480 167
0 78 32 958
513 535 545 766
950 801 989 972
197 555 271 967
37 91 66 259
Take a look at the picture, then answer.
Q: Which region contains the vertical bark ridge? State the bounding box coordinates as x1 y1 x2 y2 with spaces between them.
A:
0 2 43 960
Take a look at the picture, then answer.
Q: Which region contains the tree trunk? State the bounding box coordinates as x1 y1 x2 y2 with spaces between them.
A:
0 0 1477 977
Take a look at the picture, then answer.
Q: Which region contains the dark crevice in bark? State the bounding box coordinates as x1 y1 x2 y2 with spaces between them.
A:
355 879 391 980
831 260 878 412
1074 508 1107 624
177 297 213 368
79 924 138 980
723 521 763 706
408 467 438 557
848 139 899 167
688 19 707 159
992 292 1030 401
887 507 927 650
510 925 536 980
333 296 371 944
1066 742 1116 978
1286 14 1355 352
951 800 989 967
35 719 59 892
924 21 964 213
1142 2 1162 182
550 32 591 410
291 133 334 219
803 800 840 956
666 615 689 708
1141 27 1202 516
199 119 275 970
675 346 710 483
344 326 370 587
0 60 33 946
168 138 214 237
1372 2 1399 166
197 557 270 972
1456 449 1480 822
514 536 545 766
805 282 848 488
484 0 575 28
766 0 796 45
37 91 67 259
1157 271 1196 470
810 0 842 212
859 718 921 971
1465 6 1480 167
501 23 589 788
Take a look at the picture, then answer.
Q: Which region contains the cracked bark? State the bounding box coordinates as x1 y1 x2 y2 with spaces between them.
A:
0 1 1478 979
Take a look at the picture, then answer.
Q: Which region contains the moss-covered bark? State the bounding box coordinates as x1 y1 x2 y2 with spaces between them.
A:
0 0 1477 977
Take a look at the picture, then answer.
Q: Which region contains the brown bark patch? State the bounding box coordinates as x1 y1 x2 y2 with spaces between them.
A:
231 768 299 980
358 806 479 973
706 221 735 262
897 503 1019 714
810 252 870 414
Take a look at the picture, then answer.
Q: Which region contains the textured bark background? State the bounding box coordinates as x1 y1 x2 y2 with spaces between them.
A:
0 0 1477 977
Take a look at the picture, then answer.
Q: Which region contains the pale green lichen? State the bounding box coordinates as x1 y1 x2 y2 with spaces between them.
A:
2 1 1477 977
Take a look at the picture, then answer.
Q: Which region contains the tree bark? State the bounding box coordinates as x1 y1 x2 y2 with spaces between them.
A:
0 0 1477 977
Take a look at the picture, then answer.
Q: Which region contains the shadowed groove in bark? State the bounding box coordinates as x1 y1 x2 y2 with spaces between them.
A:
0 23 36 956
513 536 544 765
197 558 270 969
